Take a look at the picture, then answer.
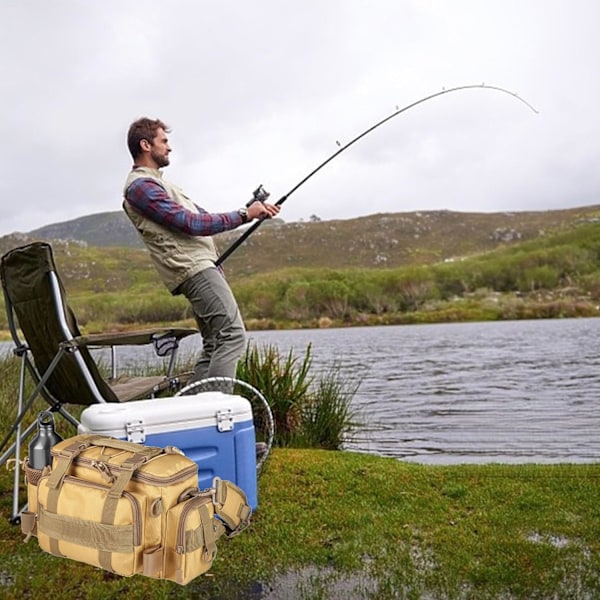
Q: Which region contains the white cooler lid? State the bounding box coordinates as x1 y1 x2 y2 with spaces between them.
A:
79 391 253 435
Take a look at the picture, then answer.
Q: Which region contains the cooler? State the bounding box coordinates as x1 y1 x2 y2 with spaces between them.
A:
78 392 258 510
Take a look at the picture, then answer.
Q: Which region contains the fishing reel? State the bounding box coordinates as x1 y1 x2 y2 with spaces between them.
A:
246 184 270 207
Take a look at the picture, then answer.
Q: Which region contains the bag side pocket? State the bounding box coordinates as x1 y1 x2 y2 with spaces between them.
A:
161 494 222 585
22 459 47 540
24 458 45 515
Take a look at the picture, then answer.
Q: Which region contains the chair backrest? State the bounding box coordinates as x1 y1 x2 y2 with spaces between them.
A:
0 242 119 405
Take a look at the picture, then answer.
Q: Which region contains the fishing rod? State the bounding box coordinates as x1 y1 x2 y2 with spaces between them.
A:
216 84 538 266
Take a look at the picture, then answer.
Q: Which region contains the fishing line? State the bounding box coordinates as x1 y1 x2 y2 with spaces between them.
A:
216 84 538 266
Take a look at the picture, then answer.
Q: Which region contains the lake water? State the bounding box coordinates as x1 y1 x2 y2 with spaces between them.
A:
249 318 600 465
3 318 599 464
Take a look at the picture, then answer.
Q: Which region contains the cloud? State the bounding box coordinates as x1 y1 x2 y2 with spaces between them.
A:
2 0 599 235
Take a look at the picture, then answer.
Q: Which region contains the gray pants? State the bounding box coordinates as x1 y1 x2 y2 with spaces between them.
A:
178 267 246 382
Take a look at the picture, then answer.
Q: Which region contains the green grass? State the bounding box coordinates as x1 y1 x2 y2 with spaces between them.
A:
0 339 598 598
0 451 598 599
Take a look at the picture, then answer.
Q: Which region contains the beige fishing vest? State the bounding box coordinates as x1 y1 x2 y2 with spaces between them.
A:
123 167 219 293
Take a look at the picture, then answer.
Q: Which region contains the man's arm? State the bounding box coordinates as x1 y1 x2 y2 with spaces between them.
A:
125 178 244 236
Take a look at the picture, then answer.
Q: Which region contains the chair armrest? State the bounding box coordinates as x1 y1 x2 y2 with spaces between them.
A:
70 327 198 348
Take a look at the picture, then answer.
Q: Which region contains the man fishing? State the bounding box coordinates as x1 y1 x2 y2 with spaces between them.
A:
123 117 280 383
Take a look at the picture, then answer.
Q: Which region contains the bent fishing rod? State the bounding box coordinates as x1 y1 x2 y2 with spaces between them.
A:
216 83 538 266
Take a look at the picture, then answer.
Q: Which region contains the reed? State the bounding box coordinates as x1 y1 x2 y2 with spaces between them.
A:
295 362 360 450
236 342 359 450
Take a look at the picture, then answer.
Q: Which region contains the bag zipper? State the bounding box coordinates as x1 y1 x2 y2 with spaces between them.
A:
133 464 198 487
176 495 212 555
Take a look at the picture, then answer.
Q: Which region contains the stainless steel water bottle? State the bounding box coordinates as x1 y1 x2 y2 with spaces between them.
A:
28 411 63 469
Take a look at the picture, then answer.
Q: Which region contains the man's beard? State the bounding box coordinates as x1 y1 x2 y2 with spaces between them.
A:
151 149 170 168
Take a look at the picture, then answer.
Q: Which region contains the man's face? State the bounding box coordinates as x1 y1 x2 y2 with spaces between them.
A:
149 127 171 168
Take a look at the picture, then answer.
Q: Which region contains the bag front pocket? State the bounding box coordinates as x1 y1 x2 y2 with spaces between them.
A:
37 476 143 577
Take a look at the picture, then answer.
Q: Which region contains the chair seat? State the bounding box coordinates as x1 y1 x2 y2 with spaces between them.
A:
110 372 194 403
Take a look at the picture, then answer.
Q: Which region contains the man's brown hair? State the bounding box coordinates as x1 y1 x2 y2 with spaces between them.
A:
127 118 171 159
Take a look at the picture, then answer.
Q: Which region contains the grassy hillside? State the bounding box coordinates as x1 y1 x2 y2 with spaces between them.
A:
219 205 600 279
1 204 600 332
7 204 600 277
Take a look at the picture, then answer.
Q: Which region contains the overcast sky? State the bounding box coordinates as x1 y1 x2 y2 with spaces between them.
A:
2 0 598 236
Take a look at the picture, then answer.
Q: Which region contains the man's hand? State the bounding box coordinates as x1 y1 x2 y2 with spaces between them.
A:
247 201 280 220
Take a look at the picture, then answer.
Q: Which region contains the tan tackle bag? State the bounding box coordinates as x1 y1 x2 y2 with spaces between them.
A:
21 434 251 585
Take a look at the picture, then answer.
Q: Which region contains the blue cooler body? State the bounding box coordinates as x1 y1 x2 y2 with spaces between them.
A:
78 392 258 510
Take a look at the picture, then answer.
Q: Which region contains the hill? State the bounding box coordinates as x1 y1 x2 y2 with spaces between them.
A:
29 212 144 249
2 204 600 330
8 204 600 281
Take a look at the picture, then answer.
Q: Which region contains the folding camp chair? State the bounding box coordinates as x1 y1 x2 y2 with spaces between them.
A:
0 241 198 522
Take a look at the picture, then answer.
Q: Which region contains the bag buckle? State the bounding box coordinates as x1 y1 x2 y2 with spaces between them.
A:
91 460 115 484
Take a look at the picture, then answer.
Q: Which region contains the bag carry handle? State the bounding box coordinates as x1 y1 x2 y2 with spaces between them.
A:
88 435 164 460
47 438 94 490
107 454 147 499
47 435 162 491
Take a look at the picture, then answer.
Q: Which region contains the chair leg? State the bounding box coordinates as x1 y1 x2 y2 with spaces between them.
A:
8 422 36 524
3 354 30 524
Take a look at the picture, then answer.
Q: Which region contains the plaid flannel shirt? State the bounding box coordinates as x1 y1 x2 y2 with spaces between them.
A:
125 177 244 236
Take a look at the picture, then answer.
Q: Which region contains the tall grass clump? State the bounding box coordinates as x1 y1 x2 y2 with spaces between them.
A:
236 343 312 447
0 351 86 441
236 342 359 450
0 350 24 425
296 362 360 450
